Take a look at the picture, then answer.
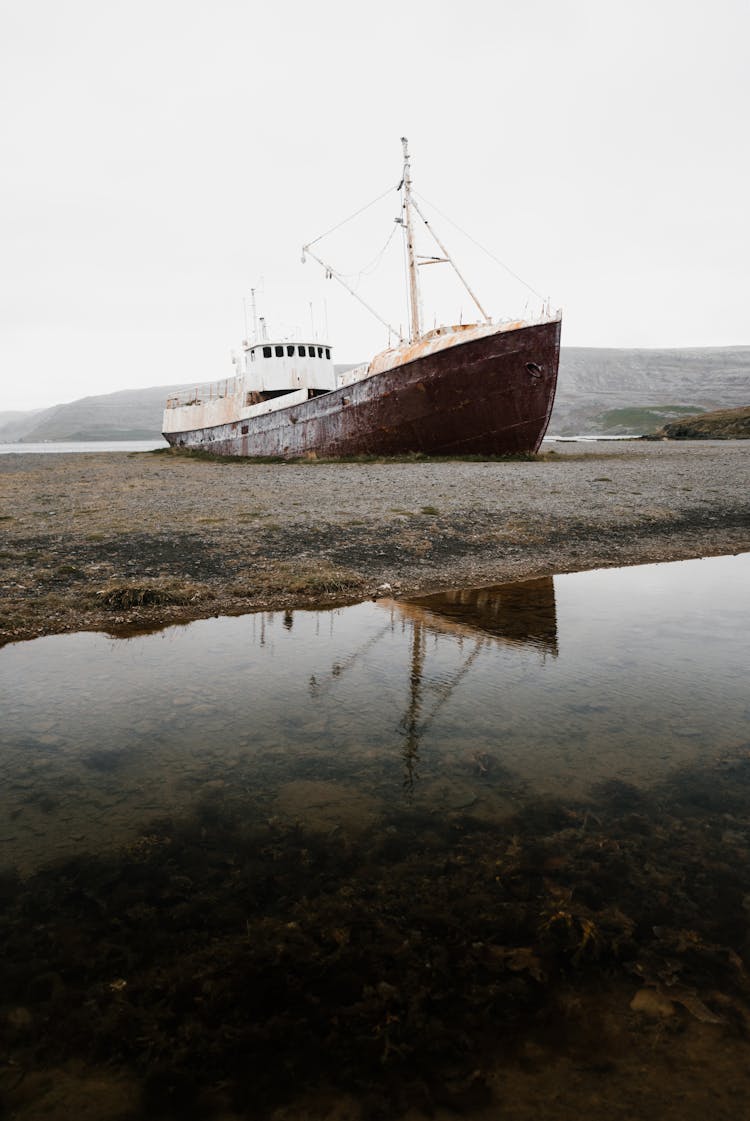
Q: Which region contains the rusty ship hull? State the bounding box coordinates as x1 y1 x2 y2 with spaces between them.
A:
164 319 560 459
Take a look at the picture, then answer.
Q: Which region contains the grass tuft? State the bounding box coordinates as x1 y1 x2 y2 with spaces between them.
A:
93 578 212 610
236 560 367 598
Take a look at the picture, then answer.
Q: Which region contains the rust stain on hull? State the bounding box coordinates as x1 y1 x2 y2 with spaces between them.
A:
163 320 561 459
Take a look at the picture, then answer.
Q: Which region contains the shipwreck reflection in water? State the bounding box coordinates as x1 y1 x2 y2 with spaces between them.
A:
410 575 559 655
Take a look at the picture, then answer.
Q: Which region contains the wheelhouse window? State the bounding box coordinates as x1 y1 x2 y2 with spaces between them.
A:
298 345 306 357
317 346 323 358
308 345 316 358
275 345 284 357
287 344 295 357
263 346 272 358
325 348 330 359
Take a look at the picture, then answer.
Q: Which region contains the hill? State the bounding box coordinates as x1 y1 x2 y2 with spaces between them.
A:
0 409 47 442
1 348 747 442
0 385 189 443
654 405 750 440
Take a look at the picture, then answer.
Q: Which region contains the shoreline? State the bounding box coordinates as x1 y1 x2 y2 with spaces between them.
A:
1 441 748 647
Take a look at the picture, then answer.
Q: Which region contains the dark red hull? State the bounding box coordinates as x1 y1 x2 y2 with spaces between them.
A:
164 319 560 458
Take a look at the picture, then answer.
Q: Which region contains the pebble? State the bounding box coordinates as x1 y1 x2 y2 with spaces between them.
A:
630 988 676 1018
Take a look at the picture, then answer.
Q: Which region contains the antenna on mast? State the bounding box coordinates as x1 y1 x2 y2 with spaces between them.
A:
250 288 259 341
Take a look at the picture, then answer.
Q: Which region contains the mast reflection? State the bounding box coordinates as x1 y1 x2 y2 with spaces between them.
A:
400 622 424 795
392 577 558 787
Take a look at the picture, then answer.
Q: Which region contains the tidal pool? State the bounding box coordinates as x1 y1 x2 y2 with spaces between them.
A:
1 553 749 1120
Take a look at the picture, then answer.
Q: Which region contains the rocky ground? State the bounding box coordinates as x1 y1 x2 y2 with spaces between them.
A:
1 440 748 646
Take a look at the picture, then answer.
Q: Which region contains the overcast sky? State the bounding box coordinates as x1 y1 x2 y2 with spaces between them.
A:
2 0 748 411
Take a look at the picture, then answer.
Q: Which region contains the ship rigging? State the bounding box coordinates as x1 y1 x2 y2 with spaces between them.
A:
302 137 544 347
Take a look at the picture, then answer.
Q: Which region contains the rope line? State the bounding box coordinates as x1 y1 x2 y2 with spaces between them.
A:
337 224 399 287
414 190 546 302
305 182 400 248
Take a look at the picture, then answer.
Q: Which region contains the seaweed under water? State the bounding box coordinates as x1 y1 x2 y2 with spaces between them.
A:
2 750 750 1120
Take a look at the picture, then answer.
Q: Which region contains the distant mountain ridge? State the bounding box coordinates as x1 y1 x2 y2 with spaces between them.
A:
550 345 750 435
0 385 190 443
1 348 748 442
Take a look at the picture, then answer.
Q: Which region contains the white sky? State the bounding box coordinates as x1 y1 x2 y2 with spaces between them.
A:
1 0 748 411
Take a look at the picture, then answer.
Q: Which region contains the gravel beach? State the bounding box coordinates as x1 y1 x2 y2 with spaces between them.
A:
1 440 748 646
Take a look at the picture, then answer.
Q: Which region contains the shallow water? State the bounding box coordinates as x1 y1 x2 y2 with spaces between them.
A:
2 554 747 874
0 439 167 454
1 554 749 1119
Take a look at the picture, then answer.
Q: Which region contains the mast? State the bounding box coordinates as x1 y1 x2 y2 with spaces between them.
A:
400 137 422 342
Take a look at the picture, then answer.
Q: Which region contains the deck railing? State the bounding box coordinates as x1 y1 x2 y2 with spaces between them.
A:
165 378 239 409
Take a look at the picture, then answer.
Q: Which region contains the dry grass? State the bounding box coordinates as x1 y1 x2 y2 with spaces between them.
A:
92 578 213 610
235 560 368 598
